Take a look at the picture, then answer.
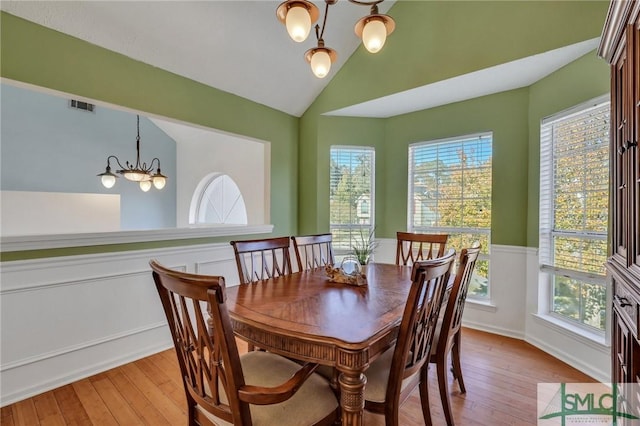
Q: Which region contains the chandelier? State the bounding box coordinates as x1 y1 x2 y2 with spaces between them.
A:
97 115 167 192
276 0 395 78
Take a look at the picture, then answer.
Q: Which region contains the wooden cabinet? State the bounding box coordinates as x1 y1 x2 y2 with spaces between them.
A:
600 0 640 418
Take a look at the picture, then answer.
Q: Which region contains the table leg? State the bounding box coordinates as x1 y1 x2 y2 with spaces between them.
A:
338 370 367 426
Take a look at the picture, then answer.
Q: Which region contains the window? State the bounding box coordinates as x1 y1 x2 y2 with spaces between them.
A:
539 96 610 332
330 146 375 253
408 133 492 299
189 173 248 225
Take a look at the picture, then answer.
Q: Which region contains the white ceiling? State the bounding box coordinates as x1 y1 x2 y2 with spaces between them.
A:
327 38 601 118
1 1 599 118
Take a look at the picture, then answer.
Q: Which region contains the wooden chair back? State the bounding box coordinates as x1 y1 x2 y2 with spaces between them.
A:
437 243 481 356
291 233 335 271
152 260 339 426
230 237 293 284
150 260 246 426
386 249 455 406
396 232 449 266
428 243 481 425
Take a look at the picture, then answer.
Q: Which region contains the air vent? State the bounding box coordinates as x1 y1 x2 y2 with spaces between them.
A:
69 99 95 112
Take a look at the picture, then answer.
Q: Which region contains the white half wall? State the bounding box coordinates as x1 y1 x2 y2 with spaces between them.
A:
0 240 611 406
0 242 242 406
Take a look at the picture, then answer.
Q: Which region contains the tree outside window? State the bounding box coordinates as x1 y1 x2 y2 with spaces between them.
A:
409 133 492 299
330 147 375 253
539 97 610 332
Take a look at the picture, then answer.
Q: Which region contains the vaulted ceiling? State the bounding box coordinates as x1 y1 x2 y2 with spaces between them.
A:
0 1 601 118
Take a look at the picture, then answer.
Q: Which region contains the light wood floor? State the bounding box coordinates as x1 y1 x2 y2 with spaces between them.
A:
1 328 595 425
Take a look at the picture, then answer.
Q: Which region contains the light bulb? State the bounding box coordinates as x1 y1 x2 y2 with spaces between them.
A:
310 50 331 78
101 174 116 189
362 19 387 53
139 180 152 192
286 5 311 42
152 175 166 190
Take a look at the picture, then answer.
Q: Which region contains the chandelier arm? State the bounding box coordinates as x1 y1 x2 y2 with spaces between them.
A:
125 114 145 170
107 155 127 171
148 157 162 171
347 0 383 6
318 1 331 41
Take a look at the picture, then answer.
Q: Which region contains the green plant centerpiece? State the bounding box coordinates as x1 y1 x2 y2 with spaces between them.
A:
351 227 378 265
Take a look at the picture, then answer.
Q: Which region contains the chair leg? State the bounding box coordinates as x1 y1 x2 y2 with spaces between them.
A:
385 408 400 426
247 342 255 352
437 355 455 426
419 366 433 426
451 331 466 394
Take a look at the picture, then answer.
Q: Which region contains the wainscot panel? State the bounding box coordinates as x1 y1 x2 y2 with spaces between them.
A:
0 242 240 406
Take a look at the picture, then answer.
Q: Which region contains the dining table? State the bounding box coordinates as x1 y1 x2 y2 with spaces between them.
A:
225 262 415 426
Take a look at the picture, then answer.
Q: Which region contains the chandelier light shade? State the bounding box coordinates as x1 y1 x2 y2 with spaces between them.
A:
277 0 395 77
305 40 338 78
355 8 395 53
98 167 117 189
97 115 167 191
277 0 320 42
139 179 152 192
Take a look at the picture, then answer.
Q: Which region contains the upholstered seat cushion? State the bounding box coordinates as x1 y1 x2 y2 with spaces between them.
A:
364 347 417 404
199 351 338 426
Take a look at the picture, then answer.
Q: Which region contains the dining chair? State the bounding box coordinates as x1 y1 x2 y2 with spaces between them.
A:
291 233 335 271
364 249 456 426
396 231 449 266
230 236 294 351
230 236 293 284
429 243 481 426
150 260 339 426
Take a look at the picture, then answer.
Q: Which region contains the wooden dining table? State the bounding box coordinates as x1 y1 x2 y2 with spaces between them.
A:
225 262 415 426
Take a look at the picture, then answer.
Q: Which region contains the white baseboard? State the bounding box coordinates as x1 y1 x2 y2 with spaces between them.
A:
1 330 173 406
525 334 609 384
462 320 525 340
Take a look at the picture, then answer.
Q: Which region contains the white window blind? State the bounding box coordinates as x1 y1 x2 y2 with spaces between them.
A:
408 132 492 298
539 99 610 277
329 146 375 252
539 96 610 331
408 133 492 247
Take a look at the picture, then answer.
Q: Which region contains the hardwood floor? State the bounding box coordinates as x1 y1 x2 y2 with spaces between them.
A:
1 328 595 425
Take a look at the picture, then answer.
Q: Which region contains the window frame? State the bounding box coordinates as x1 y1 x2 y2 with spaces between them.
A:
407 132 493 300
538 95 610 335
329 145 376 255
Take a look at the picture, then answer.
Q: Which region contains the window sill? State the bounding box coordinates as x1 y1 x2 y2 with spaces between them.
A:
465 299 497 312
532 313 609 351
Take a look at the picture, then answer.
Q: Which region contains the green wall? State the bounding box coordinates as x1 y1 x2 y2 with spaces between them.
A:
0 12 299 259
384 89 530 245
299 0 610 245
0 1 611 259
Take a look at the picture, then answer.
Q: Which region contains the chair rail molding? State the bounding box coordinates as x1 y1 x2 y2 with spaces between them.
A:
1 224 274 252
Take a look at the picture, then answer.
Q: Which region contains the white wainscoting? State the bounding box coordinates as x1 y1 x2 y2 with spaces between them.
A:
524 248 610 383
376 239 610 381
374 239 527 338
0 241 611 406
0 243 241 406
